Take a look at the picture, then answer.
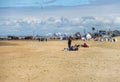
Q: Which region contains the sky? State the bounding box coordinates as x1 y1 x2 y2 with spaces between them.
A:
0 0 120 7
0 0 120 36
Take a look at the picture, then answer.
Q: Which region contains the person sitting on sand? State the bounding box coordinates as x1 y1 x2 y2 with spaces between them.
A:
69 44 79 51
64 44 79 51
81 43 89 48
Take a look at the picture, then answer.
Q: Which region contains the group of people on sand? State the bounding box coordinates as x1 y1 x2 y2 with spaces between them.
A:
64 36 89 51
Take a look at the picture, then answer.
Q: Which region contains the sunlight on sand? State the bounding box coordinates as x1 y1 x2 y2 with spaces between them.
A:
0 37 120 82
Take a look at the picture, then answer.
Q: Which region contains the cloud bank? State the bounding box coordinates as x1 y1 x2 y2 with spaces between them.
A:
0 1 120 35
0 16 120 35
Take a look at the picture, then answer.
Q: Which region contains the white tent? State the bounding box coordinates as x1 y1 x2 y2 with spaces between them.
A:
86 33 92 40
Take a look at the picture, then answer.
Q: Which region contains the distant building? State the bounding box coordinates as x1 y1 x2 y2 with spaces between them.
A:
112 30 120 36
99 30 106 35
0 36 8 40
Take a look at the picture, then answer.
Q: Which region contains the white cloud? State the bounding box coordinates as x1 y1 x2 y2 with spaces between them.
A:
22 17 41 24
95 17 113 23
0 16 120 35
114 17 120 24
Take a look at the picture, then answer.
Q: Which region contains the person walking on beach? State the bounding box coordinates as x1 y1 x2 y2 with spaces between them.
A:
68 36 72 49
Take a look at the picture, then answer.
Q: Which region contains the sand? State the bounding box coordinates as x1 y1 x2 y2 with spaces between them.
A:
0 37 120 82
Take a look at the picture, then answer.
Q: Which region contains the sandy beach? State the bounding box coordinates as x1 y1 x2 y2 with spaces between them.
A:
0 37 120 82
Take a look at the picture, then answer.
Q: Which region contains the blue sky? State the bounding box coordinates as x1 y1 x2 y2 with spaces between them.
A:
0 0 90 7
0 0 120 7
0 0 120 35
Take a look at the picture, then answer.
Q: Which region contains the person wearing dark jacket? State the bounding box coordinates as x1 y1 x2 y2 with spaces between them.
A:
68 36 72 49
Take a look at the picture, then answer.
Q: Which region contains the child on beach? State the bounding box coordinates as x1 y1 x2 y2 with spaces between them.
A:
81 43 89 48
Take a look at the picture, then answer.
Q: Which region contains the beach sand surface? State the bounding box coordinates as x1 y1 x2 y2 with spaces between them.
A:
0 37 120 82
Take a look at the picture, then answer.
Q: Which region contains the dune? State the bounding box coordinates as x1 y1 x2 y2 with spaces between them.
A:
0 37 120 82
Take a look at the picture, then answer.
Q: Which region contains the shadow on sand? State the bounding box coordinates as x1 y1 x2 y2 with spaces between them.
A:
0 41 18 46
